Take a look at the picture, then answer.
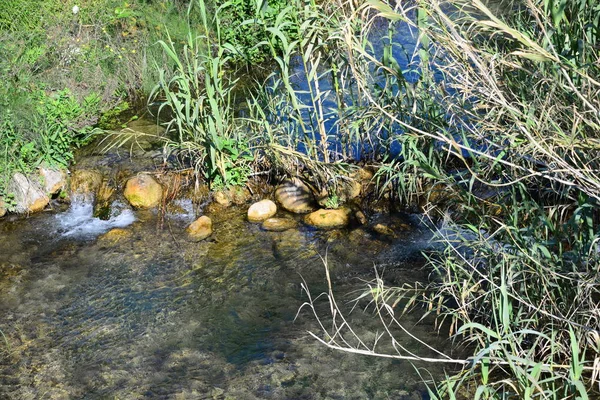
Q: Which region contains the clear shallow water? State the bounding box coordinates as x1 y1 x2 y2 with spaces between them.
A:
0 203 455 399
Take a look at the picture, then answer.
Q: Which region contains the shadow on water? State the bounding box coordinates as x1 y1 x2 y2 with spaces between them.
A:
0 199 457 399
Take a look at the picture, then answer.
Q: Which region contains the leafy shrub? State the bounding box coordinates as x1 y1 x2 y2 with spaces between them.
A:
217 0 298 63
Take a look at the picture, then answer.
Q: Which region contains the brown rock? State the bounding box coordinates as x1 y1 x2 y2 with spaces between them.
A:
124 174 163 208
262 218 297 232
248 200 277 222
373 223 397 237
275 179 316 214
71 169 103 196
355 210 368 225
186 215 213 241
304 208 351 229
8 172 50 213
0 197 6 217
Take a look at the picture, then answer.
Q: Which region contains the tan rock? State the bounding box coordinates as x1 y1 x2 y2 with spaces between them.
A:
373 223 396 237
99 228 132 244
275 178 316 214
39 167 68 196
262 218 297 232
186 215 213 241
124 174 163 208
71 169 103 197
248 200 277 222
0 197 6 217
213 190 232 207
304 208 351 229
8 172 50 213
355 210 368 225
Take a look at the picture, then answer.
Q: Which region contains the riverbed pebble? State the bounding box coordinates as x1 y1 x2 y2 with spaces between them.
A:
247 200 277 222
304 207 351 229
186 215 213 241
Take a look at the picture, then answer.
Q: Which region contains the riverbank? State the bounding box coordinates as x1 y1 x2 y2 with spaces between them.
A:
1 0 599 397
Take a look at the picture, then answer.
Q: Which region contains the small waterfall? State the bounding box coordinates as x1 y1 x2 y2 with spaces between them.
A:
55 198 136 238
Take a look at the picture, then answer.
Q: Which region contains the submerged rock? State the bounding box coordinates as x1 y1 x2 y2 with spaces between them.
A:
124 174 163 208
372 223 397 238
99 228 132 244
8 172 50 213
247 200 277 222
355 210 368 225
262 217 297 232
39 167 68 196
186 215 213 241
275 178 316 214
304 208 351 229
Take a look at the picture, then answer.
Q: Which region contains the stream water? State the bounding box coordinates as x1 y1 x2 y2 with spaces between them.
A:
0 189 455 399
0 7 481 398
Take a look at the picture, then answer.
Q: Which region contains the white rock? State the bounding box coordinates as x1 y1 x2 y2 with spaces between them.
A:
247 199 277 222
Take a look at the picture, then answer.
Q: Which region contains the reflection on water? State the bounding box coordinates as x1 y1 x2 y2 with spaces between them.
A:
0 204 452 399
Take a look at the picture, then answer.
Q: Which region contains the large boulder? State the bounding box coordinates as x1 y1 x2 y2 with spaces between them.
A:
39 167 68 196
124 174 163 208
275 178 316 214
186 216 213 241
71 169 103 199
304 208 351 229
8 172 50 214
248 200 277 222
262 217 297 232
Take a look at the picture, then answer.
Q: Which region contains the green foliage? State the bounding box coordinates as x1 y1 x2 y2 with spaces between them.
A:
324 193 340 209
0 89 100 196
217 0 298 63
150 0 254 188
99 101 132 129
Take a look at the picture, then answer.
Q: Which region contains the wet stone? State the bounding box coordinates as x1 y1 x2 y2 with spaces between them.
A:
71 169 103 198
248 200 277 222
98 228 133 244
124 174 163 209
304 207 351 229
275 179 316 214
186 215 213 241
373 223 397 237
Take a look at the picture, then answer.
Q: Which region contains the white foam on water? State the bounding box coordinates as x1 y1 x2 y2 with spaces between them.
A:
55 199 136 238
